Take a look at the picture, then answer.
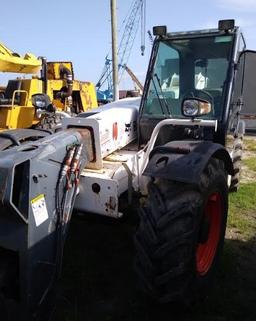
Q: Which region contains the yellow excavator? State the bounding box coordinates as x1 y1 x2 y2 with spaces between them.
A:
0 42 98 130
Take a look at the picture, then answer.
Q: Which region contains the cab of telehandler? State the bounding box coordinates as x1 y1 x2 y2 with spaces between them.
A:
138 19 256 191
139 19 256 146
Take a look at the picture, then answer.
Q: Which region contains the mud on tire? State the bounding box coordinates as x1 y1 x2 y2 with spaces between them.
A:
134 158 228 303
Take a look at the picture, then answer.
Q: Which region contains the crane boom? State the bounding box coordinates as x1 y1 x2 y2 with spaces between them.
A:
97 0 146 101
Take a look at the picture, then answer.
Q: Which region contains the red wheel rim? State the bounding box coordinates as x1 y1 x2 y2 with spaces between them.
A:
196 192 222 276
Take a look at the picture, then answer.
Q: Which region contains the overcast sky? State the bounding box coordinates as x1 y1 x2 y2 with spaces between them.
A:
1 0 256 88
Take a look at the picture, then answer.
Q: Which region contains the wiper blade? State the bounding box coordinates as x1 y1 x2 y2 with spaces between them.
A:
154 73 172 115
150 73 168 117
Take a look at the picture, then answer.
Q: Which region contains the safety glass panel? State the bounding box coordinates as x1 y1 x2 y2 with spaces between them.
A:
143 34 234 119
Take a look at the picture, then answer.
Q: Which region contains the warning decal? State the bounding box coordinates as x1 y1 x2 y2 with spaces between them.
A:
31 194 49 227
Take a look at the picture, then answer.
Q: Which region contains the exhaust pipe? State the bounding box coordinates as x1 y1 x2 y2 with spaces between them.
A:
57 65 73 99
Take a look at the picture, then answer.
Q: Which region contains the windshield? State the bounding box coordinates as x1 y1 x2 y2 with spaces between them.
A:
142 34 234 119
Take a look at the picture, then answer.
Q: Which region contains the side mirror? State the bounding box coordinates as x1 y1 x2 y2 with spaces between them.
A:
32 94 55 113
182 98 212 117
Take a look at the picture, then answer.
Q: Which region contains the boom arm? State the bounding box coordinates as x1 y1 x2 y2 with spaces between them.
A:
0 42 42 74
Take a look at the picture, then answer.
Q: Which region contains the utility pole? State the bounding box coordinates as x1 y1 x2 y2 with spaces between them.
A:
110 0 119 101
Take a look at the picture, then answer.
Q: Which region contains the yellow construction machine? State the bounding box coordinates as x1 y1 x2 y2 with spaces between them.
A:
0 42 98 130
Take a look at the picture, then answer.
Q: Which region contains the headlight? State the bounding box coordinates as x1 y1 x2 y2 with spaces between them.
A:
32 94 51 110
182 98 212 117
35 99 47 109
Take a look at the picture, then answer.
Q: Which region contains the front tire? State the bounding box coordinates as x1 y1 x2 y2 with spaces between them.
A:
134 158 228 303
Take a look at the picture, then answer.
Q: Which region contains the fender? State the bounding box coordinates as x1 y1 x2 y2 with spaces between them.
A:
143 140 234 185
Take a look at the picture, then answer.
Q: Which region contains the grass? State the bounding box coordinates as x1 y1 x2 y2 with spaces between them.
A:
243 157 256 172
228 137 256 238
228 182 256 238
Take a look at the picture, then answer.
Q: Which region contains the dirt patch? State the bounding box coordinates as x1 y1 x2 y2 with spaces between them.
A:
241 164 256 184
241 135 256 183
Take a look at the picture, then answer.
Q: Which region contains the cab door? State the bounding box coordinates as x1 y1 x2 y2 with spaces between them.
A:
238 50 256 131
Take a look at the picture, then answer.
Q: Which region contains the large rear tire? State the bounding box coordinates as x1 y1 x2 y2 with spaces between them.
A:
134 158 228 303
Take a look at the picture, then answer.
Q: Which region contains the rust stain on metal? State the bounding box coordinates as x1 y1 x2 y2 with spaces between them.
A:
67 127 95 162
